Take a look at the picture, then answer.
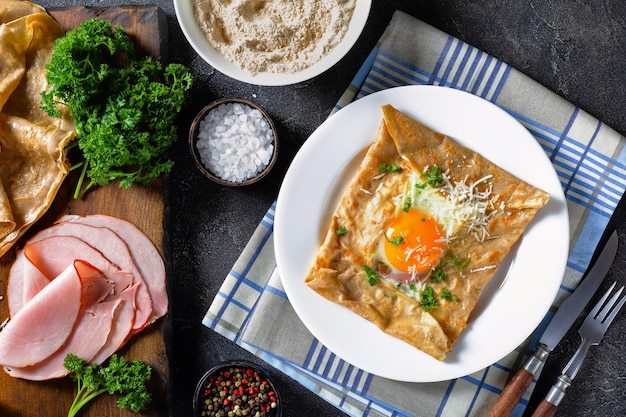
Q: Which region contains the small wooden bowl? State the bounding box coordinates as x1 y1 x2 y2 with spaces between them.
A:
193 360 282 416
189 98 278 186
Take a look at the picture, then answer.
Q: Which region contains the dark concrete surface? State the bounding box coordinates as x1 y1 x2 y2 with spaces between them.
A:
36 0 626 416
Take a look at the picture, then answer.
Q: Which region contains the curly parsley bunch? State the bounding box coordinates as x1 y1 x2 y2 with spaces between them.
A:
41 18 194 197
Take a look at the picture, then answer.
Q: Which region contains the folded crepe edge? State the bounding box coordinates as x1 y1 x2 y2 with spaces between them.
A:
0 7 75 258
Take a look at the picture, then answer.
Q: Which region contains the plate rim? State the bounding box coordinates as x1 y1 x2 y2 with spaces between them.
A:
274 85 569 382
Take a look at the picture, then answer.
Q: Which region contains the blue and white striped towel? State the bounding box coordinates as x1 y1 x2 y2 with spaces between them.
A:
203 11 626 417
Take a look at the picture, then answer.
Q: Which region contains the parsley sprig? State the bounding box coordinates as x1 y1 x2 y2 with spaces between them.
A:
41 18 194 198
63 353 152 416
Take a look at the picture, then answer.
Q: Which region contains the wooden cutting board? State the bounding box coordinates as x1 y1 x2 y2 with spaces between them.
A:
0 5 170 417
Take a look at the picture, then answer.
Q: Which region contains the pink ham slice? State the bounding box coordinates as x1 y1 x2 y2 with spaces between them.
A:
20 235 144 322
4 267 138 381
91 283 138 364
21 221 154 330
5 298 121 380
6 249 50 315
0 260 111 368
60 214 168 323
5 279 139 381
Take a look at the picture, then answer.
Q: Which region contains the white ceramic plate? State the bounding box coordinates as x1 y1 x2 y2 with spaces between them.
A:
173 0 371 86
274 85 569 382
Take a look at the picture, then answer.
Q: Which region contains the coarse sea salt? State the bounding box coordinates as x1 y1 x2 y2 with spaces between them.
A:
195 102 275 183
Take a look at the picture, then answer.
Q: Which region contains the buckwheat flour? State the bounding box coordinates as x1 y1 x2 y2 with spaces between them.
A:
190 0 357 75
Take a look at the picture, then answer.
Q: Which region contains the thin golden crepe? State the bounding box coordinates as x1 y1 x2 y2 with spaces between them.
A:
0 1 75 257
305 104 550 360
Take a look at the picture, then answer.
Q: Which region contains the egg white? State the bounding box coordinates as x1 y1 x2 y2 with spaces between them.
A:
370 173 446 290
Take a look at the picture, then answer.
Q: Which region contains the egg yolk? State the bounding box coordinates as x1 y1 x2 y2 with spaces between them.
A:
383 210 444 273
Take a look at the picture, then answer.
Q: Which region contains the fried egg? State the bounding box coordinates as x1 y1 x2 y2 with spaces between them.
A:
382 210 444 274
373 168 485 285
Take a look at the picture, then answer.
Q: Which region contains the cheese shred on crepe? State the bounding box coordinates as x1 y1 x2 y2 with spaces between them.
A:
305 104 549 360
0 1 75 257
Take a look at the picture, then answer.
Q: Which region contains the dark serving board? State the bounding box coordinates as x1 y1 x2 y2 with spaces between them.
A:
0 5 169 417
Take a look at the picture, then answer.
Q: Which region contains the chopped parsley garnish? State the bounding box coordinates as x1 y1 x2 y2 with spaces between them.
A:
402 197 412 212
432 254 471 282
417 287 458 311
441 289 458 301
385 234 405 246
418 286 438 311
431 267 446 283
363 265 378 286
336 225 348 236
450 254 471 270
421 166 444 187
379 163 402 173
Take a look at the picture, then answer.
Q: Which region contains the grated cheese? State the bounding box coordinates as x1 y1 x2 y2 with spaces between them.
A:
370 160 498 242
435 168 497 241
470 264 498 273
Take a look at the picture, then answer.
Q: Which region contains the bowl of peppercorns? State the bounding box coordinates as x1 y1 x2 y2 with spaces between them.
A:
193 360 281 417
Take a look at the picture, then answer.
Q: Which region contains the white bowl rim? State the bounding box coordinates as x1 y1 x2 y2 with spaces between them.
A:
174 0 373 86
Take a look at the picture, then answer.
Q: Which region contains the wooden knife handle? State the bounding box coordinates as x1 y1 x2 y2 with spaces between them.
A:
485 368 534 417
530 399 558 417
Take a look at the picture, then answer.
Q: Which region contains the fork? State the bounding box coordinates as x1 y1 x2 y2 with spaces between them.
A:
530 282 626 417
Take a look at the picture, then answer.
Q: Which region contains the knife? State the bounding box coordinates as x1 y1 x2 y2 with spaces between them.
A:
485 230 619 417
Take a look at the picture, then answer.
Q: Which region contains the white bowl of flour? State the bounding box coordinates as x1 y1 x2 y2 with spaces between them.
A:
174 0 372 86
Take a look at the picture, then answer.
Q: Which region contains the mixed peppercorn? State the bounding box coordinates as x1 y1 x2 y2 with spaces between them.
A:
197 364 279 417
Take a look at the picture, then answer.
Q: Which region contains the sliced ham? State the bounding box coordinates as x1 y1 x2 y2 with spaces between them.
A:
91 284 138 364
0 260 109 368
60 214 168 322
22 235 136 309
2 213 168 380
5 298 121 380
22 220 154 330
6 249 50 315
20 254 50 308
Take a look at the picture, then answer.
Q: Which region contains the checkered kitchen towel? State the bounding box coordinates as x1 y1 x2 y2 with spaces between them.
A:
203 11 626 417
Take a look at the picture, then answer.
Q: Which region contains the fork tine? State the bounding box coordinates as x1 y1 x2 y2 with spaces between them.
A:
598 286 626 327
590 282 624 324
588 281 617 319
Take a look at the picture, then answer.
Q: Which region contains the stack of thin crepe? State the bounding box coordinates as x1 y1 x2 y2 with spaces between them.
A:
0 0 75 257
